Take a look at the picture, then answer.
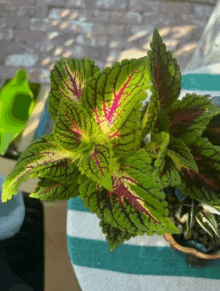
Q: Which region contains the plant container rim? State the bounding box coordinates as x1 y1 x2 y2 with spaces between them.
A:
164 233 220 260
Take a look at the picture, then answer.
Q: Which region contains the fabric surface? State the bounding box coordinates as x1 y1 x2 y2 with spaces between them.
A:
66 2 220 289
183 1 220 73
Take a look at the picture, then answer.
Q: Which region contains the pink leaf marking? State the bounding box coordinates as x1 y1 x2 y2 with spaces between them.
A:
64 111 82 140
182 168 220 192
105 73 135 124
94 71 137 128
109 129 120 139
70 123 82 140
43 181 61 194
94 108 102 125
108 176 160 224
51 75 73 101
92 150 104 176
63 61 82 100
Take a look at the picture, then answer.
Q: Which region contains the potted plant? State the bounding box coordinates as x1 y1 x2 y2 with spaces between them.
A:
164 187 220 267
1 29 220 265
0 69 44 161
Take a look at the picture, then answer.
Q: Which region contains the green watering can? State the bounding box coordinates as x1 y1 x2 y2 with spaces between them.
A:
0 69 35 155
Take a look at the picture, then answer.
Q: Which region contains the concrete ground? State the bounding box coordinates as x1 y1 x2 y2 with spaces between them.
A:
0 0 218 291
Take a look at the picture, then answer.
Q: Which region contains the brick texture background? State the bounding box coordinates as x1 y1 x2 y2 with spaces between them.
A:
0 0 217 84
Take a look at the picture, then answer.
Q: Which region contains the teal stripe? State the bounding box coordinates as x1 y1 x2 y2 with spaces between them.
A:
67 237 220 278
181 74 220 91
68 197 89 212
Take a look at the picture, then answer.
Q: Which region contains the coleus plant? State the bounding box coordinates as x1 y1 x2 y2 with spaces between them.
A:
2 29 220 251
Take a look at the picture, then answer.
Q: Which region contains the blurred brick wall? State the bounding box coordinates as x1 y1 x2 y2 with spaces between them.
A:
0 0 217 84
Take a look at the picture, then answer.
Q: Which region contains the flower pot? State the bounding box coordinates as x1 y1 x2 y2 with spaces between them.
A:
164 233 220 267
164 186 220 267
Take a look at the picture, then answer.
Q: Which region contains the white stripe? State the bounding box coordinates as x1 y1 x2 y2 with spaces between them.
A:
71 264 220 291
179 89 220 100
182 63 220 75
66 209 170 247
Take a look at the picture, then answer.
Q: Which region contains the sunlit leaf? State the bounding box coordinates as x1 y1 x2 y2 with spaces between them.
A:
99 220 137 251
168 93 220 146
167 136 198 173
147 28 181 111
79 150 180 248
48 57 100 122
178 136 220 204
30 175 80 201
1 134 75 203
78 138 114 191
81 57 150 156
53 97 98 152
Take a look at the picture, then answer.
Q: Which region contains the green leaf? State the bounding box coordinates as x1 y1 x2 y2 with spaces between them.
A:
77 138 114 191
155 109 170 132
141 85 160 138
185 199 201 239
111 102 143 156
159 134 199 189
144 132 170 174
37 158 81 184
48 57 100 122
1 134 75 203
160 159 181 188
30 175 80 201
202 97 220 146
178 136 220 205
81 57 150 156
196 211 220 238
147 28 181 111
99 220 136 251
167 137 198 173
168 93 220 146
179 181 220 206
79 150 180 239
53 97 98 152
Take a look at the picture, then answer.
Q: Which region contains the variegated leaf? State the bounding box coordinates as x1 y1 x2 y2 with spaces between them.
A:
37 158 81 184
196 211 220 238
178 181 220 206
78 138 114 191
168 93 220 146
110 102 143 156
185 199 201 239
81 57 150 156
202 97 220 146
1 134 75 203
48 57 100 122
167 136 198 173
79 150 180 240
179 136 220 203
30 175 80 201
53 97 98 152
176 136 220 205
160 160 181 188
141 84 160 139
147 28 181 111
144 132 170 174
99 220 137 251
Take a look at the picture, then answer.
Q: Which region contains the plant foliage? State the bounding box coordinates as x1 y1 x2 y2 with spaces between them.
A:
2 29 220 251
